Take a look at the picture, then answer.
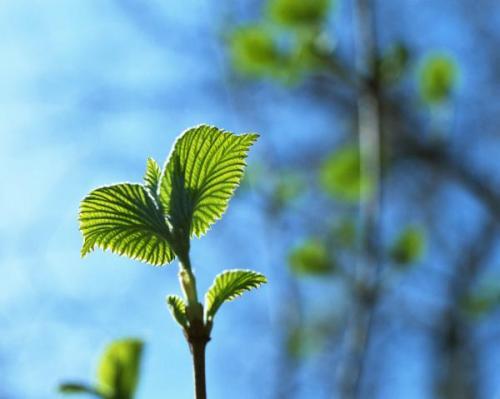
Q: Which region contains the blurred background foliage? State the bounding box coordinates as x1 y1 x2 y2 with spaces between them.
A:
227 0 499 398
60 338 144 399
1 0 500 398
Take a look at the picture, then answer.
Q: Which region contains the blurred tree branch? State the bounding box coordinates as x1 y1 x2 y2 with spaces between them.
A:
337 1 384 398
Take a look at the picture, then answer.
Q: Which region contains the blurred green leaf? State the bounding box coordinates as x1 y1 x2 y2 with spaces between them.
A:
390 226 425 266
97 339 143 399
290 32 327 74
230 25 290 78
59 383 100 396
419 53 458 105
379 43 410 84
289 238 333 276
229 19 332 83
319 145 373 202
268 0 332 28
462 280 500 318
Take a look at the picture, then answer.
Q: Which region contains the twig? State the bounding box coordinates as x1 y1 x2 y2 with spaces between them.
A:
337 1 384 398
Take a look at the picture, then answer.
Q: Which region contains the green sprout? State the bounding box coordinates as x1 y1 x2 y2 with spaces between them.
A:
76 125 267 399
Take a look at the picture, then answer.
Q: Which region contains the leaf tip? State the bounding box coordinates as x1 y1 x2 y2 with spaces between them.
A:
80 240 92 259
243 132 260 148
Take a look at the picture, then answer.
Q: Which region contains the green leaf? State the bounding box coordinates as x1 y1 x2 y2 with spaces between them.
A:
143 158 161 195
390 226 425 266
288 238 333 276
97 339 143 399
159 124 258 240
58 383 101 396
319 145 373 202
419 53 458 104
230 25 289 78
205 269 267 322
166 295 188 328
268 0 332 27
79 183 175 266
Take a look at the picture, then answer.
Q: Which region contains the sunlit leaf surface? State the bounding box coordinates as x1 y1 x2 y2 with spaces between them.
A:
205 269 267 321
143 157 162 196
159 124 258 239
79 183 175 266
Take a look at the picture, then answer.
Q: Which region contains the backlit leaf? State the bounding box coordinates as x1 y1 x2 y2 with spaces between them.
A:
143 158 161 196
166 295 188 328
97 339 143 399
79 183 175 266
205 269 267 322
159 124 258 239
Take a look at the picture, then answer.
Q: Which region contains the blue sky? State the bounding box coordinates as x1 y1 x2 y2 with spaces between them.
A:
0 1 273 398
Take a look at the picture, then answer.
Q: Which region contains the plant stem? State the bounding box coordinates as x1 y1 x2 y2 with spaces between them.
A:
179 265 199 305
178 253 210 398
179 255 204 322
190 337 208 399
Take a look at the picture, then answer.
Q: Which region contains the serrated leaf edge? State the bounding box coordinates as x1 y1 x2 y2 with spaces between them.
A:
205 269 267 322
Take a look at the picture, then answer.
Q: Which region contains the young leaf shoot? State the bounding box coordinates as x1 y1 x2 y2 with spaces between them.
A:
78 124 267 399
